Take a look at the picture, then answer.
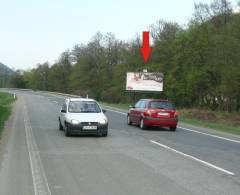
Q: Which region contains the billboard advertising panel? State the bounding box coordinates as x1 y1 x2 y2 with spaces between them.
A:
126 72 164 92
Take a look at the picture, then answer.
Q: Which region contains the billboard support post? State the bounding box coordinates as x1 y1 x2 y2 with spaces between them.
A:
133 92 136 104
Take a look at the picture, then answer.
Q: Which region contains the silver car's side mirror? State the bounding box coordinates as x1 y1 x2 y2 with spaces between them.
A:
61 109 66 113
102 109 107 113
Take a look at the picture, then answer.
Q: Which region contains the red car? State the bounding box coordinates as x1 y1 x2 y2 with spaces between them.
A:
127 99 179 131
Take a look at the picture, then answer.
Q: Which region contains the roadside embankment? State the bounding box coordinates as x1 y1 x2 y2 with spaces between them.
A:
0 92 15 137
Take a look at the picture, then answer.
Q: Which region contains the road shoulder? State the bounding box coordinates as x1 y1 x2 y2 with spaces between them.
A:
0 96 34 195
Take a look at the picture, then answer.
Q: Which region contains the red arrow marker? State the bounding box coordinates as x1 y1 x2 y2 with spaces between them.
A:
140 31 152 63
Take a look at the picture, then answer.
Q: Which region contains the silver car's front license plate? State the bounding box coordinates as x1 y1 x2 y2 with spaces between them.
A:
82 126 97 130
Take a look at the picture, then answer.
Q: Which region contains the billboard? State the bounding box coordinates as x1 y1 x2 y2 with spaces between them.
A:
126 72 164 92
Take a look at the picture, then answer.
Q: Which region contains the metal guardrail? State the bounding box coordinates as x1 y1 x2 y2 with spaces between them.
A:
0 88 82 98
0 88 34 91
36 90 81 98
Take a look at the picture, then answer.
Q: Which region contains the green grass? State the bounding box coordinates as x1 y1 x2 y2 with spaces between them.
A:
179 108 240 135
179 117 240 135
0 92 15 136
101 102 240 135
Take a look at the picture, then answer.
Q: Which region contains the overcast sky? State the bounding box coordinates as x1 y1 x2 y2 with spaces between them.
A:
0 0 238 70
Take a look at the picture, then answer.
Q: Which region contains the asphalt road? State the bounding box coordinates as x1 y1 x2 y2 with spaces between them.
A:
0 89 240 195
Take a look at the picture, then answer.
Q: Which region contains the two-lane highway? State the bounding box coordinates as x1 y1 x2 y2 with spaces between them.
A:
0 90 240 195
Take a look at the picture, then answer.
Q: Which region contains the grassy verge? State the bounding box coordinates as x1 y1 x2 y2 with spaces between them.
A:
101 102 240 135
179 117 240 135
179 109 240 135
0 92 15 136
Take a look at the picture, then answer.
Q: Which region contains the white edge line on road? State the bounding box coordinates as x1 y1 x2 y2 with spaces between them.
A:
103 106 127 116
103 105 240 144
150 140 235 176
23 100 51 195
178 126 240 144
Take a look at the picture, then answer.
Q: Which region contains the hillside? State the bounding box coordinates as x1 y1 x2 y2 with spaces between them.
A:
0 62 14 87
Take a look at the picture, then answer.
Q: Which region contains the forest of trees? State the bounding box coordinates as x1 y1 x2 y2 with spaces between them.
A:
10 0 240 112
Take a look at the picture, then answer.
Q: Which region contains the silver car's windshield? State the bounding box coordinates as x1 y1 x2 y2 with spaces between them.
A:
68 101 101 113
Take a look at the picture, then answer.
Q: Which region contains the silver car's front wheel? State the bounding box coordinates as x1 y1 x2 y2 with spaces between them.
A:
59 119 63 131
64 124 71 137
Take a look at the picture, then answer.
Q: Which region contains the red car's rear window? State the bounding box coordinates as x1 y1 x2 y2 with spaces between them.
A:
149 101 175 109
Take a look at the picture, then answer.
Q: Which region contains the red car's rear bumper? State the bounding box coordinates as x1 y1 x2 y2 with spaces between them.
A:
143 117 178 127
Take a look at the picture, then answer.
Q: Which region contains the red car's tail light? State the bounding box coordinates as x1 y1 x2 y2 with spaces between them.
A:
174 111 180 117
143 110 153 116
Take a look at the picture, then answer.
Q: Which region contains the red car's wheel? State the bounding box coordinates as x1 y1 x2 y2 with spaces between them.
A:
140 118 147 129
127 115 132 125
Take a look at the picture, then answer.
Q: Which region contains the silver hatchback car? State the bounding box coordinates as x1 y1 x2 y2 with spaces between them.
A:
58 98 108 137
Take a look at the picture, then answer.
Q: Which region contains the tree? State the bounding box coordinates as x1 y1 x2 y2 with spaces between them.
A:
10 70 26 88
14 0 240 111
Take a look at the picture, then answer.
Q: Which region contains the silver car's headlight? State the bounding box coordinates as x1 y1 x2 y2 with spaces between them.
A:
99 119 107 124
71 119 80 125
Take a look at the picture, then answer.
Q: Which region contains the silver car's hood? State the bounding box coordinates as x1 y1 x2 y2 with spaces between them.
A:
66 112 107 122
